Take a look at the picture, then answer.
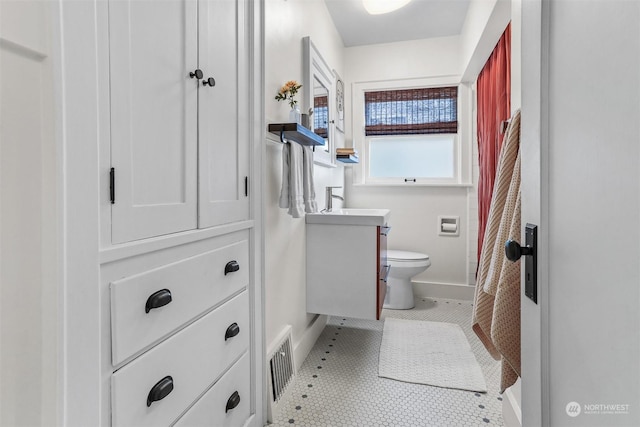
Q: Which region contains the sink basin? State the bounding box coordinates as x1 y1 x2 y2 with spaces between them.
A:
305 208 390 226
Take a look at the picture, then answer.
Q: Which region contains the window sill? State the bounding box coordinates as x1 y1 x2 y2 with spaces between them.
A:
352 182 474 188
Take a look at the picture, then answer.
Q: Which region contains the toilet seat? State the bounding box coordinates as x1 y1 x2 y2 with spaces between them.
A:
387 250 429 262
386 250 430 269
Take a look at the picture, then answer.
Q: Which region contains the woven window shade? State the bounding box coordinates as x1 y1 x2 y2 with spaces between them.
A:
314 95 328 138
364 87 458 136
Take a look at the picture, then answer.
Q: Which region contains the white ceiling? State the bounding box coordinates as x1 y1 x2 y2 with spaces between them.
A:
324 0 471 47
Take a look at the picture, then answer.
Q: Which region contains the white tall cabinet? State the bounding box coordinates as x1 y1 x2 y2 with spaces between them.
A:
109 0 249 243
56 0 264 425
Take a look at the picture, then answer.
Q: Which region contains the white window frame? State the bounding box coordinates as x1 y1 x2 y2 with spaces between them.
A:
352 77 473 186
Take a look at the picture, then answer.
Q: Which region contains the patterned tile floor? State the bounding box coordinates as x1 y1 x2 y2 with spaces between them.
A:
270 297 504 427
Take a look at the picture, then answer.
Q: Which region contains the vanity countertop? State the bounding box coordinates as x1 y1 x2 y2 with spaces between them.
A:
305 208 390 226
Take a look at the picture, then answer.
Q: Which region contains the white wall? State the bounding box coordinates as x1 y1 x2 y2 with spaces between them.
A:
264 0 345 364
343 36 476 289
340 1 512 291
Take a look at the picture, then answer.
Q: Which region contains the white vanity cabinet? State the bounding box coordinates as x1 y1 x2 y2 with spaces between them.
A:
306 223 389 320
108 0 249 244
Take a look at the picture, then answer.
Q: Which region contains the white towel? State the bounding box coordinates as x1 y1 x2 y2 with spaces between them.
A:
278 143 291 209
302 146 318 213
279 143 319 218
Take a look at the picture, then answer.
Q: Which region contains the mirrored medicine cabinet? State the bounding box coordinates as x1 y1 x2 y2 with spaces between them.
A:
303 36 336 167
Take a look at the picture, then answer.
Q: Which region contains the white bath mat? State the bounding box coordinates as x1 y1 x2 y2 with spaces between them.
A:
378 318 487 392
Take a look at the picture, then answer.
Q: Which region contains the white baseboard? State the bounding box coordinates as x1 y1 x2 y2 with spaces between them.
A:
292 314 327 370
413 281 476 301
502 381 522 427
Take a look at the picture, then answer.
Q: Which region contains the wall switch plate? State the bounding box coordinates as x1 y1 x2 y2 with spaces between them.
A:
524 223 538 304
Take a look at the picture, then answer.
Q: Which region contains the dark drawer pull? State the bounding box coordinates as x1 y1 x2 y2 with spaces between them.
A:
224 260 240 275
145 289 172 313
225 322 240 341
147 376 173 407
225 391 241 413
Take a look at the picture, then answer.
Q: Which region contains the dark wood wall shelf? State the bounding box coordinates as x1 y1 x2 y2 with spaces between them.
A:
337 154 359 164
268 123 326 147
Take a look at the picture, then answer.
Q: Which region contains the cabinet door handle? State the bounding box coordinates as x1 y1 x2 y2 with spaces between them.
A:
145 289 172 313
225 322 240 341
146 376 174 407
189 69 203 80
225 391 241 413
202 77 216 87
225 260 240 275
380 265 391 283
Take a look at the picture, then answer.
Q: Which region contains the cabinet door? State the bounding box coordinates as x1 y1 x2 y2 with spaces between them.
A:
197 0 250 228
109 0 198 243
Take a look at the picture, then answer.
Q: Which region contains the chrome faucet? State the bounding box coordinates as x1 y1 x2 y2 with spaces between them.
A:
325 186 344 212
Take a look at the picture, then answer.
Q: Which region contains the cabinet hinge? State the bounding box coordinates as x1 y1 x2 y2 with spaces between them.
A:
110 167 115 204
244 176 248 197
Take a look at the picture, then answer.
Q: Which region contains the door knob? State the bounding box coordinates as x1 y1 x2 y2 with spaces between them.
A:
202 77 216 87
504 240 534 261
189 69 203 79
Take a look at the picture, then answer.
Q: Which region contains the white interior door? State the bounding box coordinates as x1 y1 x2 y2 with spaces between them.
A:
197 0 249 228
521 1 640 425
109 0 198 243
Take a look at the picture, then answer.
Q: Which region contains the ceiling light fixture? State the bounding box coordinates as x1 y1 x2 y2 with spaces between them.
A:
362 0 412 15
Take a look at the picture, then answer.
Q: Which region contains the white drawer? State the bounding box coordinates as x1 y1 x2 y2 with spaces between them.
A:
110 239 248 365
111 291 249 427
173 352 250 427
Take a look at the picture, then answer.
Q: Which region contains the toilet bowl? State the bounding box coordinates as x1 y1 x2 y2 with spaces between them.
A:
383 250 431 310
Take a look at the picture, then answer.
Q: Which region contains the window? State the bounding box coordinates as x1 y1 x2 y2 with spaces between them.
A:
352 79 471 186
369 135 455 179
314 95 329 139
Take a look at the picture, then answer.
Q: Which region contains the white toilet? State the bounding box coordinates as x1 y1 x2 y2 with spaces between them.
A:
383 250 431 310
